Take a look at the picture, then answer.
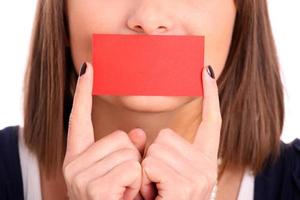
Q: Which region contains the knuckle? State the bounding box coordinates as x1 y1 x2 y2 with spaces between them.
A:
197 174 216 190
198 176 210 191
124 160 141 171
129 161 142 178
141 157 149 167
72 173 86 194
122 148 141 161
179 179 193 198
208 171 218 184
157 128 174 141
146 143 160 156
113 130 132 144
87 181 102 199
62 160 68 173
216 114 222 125
204 114 222 130
62 162 74 184
114 129 128 139
141 157 153 169
208 113 222 125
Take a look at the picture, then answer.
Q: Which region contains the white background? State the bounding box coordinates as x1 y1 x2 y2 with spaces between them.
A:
0 1 299 142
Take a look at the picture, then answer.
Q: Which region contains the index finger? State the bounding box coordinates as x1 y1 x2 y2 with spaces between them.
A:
193 66 222 161
64 62 95 164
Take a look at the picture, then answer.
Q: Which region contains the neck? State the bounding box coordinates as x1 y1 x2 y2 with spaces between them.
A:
91 96 203 150
216 164 245 200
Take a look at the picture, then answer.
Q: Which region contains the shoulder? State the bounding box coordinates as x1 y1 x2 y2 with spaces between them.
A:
0 125 24 200
254 138 300 200
0 125 20 168
0 125 19 146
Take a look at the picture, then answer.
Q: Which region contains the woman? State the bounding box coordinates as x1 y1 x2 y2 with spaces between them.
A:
0 0 299 199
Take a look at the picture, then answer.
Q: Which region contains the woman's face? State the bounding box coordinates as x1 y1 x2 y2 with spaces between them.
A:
67 0 236 112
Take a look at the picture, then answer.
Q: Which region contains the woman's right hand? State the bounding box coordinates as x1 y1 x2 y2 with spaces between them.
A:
62 62 146 200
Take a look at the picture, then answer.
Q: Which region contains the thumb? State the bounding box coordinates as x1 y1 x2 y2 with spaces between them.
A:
128 128 147 155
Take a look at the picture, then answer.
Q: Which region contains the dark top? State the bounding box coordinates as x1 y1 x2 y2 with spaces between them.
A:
0 125 299 200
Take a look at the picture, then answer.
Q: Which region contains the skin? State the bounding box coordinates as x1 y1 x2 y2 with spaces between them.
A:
62 63 222 200
66 0 236 153
41 0 244 199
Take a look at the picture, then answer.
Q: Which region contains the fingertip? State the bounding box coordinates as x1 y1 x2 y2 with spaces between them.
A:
202 65 218 94
206 65 215 79
128 128 147 154
78 61 93 80
200 65 221 121
86 61 94 75
202 65 216 86
79 62 87 77
128 128 147 141
76 61 94 95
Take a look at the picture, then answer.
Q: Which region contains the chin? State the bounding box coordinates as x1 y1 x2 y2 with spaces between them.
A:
100 95 196 113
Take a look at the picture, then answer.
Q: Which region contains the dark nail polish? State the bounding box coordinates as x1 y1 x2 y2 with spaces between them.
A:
207 65 215 79
79 62 87 76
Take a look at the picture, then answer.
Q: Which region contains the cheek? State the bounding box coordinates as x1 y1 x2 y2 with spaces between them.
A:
67 0 236 79
67 1 130 73
203 3 236 79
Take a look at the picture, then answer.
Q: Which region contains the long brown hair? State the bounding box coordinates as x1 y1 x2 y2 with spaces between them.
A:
23 0 284 178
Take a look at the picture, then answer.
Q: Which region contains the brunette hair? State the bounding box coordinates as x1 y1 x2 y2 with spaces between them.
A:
23 0 284 178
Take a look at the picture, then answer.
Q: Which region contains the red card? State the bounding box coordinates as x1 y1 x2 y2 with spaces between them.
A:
92 33 204 96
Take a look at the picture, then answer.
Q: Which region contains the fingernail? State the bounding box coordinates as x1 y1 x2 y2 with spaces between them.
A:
79 62 87 76
206 65 215 79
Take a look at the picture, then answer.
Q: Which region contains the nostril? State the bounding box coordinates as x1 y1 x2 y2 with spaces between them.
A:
133 25 167 34
135 25 143 30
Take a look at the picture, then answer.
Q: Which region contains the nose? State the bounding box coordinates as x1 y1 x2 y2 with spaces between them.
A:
127 1 174 35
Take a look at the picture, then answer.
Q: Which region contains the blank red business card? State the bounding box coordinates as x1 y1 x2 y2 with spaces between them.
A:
92 33 204 96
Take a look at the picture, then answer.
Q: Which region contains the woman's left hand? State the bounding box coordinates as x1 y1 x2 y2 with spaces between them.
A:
140 66 222 200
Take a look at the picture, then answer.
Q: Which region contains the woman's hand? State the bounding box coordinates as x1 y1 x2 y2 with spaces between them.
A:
140 66 222 200
62 62 146 200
